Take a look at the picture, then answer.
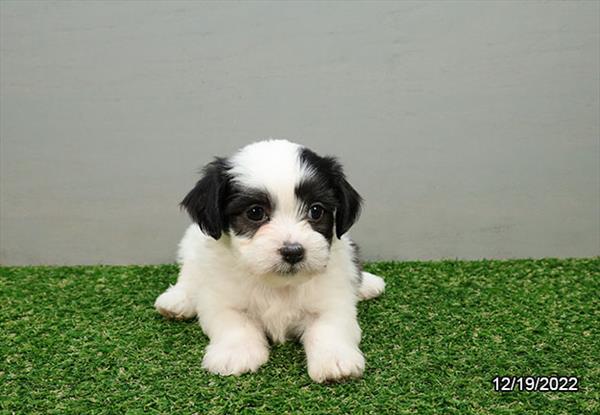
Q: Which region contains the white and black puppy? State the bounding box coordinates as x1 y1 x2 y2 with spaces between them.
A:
155 139 385 382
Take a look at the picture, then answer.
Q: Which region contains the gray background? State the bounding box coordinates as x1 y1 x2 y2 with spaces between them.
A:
1 1 599 265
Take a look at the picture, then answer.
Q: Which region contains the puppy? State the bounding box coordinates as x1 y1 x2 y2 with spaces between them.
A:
155 139 385 382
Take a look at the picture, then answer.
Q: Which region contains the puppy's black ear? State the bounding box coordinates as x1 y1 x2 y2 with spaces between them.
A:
331 162 363 238
180 158 230 239
299 148 363 239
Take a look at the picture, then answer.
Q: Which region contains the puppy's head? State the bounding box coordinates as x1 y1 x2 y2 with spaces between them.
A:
181 140 362 285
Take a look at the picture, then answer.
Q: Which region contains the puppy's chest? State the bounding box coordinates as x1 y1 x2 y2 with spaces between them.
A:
246 288 313 344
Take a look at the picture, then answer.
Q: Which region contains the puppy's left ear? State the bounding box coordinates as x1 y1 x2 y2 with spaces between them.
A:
180 158 230 239
330 160 363 238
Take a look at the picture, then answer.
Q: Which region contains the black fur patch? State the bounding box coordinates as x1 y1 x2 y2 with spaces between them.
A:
180 158 232 239
225 188 274 238
297 148 363 239
181 156 277 239
295 178 336 243
349 239 363 285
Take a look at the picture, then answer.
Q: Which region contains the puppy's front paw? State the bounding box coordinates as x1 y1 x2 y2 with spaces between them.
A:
307 346 365 383
202 341 269 376
154 286 196 320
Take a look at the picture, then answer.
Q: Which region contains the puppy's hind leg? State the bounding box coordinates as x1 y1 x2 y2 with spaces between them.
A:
154 283 197 320
154 261 200 319
358 272 385 301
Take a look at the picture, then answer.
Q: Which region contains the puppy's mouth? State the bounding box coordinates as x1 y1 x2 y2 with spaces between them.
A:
273 263 302 276
272 261 326 277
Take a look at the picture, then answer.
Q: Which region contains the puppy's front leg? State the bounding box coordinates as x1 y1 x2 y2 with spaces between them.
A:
302 310 365 383
199 309 269 376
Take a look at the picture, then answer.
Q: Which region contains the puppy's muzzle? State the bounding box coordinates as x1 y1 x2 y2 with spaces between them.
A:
279 242 305 265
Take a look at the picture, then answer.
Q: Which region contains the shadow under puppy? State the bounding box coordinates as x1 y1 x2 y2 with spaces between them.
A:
155 139 385 382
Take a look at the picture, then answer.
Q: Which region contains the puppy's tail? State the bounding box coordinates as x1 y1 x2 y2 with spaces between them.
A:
358 272 385 301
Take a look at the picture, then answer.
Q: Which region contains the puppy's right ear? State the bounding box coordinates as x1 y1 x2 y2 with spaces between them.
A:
180 158 230 239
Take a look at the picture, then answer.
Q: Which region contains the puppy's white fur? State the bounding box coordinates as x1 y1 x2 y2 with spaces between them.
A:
155 140 385 382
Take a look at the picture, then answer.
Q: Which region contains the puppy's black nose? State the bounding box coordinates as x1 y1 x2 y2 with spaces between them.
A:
279 243 305 264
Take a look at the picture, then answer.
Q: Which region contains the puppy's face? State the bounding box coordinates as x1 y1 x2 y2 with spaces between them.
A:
181 140 362 286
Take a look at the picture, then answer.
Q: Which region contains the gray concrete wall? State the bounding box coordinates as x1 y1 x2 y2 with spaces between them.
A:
1 1 599 265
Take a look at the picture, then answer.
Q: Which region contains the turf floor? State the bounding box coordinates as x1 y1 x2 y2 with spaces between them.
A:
1 259 598 414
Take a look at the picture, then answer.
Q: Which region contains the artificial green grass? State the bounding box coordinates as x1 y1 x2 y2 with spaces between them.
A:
1 259 598 414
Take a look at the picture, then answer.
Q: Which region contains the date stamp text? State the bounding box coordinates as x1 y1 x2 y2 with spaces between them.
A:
492 376 579 392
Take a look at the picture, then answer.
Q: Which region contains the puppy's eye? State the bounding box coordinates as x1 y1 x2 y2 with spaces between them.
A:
308 204 324 221
246 206 266 222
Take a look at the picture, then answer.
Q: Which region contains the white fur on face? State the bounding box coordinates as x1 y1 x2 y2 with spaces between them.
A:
228 140 329 285
230 216 331 287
